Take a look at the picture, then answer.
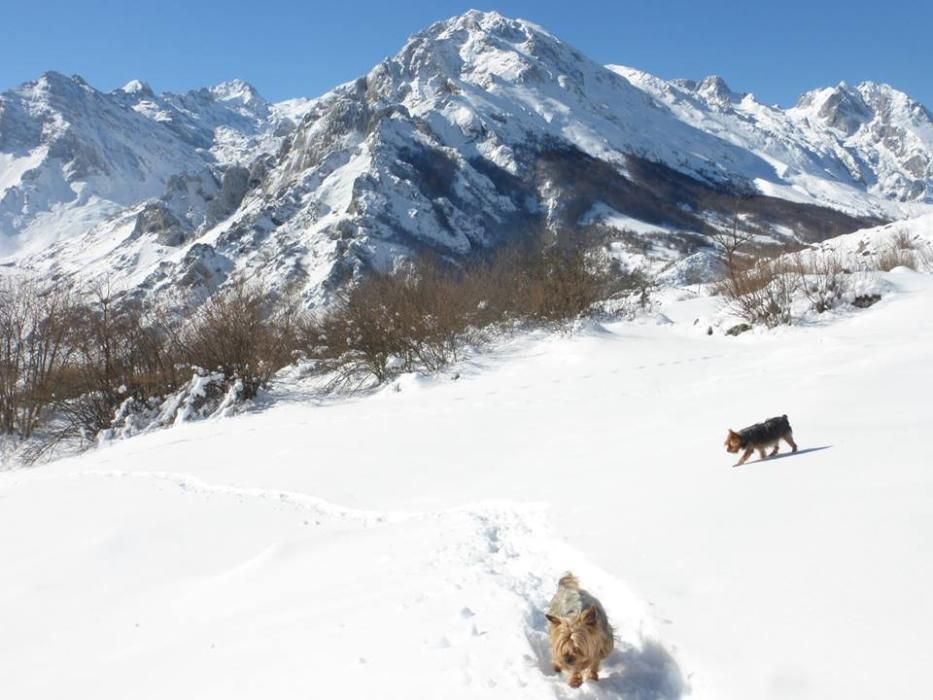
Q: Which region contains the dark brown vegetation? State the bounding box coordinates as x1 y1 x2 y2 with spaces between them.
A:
170 279 301 400
305 244 637 389
0 279 76 439
1 241 646 459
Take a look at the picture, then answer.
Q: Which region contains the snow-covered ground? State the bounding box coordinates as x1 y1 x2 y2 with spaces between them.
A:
2 267 932 699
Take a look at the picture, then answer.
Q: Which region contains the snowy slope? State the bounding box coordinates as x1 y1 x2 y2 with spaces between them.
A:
798 210 933 274
0 72 308 259
611 66 933 209
2 249 931 699
5 11 933 307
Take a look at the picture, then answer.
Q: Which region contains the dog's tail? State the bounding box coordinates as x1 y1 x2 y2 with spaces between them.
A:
557 572 580 590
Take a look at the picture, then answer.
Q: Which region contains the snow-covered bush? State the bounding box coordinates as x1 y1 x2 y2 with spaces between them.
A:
99 369 244 443
60 286 182 438
790 251 850 314
173 278 300 399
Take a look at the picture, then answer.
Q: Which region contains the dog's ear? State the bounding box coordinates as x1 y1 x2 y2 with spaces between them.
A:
545 614 562 626
582 606 598 626
728 429 737 436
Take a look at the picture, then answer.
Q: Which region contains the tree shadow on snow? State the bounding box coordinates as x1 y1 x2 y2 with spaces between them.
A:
525 609 686 699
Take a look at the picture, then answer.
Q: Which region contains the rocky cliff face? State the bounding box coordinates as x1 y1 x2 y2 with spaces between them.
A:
791 81 933 200
1 11 930 306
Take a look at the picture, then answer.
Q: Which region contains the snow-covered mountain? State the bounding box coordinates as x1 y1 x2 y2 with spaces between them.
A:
2 11 932 306
0 72 308 258
613 66 933 206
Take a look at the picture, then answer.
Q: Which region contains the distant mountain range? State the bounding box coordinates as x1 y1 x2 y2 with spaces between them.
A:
1 10 931 305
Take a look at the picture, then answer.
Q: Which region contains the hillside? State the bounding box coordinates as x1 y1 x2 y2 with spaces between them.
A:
2 231 931 698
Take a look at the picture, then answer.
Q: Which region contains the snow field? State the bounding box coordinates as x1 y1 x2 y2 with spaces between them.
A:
1 260 931 699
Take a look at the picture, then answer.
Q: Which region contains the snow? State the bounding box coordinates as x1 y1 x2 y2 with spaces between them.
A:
609 65 933 217
580 203 676 234
801 211 933 268
0 71 304 262
2 260 932 698
120 79 153 96
0 149 47 195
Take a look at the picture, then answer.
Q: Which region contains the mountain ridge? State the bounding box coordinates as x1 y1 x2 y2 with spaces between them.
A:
1 10 931 306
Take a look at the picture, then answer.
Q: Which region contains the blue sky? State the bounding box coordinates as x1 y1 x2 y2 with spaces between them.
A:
1 0 930 108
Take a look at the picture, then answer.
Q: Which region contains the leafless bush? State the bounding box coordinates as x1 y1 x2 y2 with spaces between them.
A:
715 256 798 328
710 211 756 274
874 246 917 272
172 278 299 399
791 252 849 314
56 284 182 438
471 244 619 323
310 244 634 389
865 229 933 272
312 275 417 388
891 229 914 251
0 278 77 439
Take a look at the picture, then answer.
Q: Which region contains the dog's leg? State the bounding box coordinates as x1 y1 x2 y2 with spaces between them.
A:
770 444 779 457
552 662 562 674
758 447 767 460
568 673 583 688
585 663 600 681
785 434 798 453
736 446 754 466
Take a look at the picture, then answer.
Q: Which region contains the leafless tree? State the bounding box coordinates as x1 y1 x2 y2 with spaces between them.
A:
0 278 77 438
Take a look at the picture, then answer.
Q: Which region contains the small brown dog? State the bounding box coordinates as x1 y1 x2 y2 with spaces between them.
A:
545 573 614 688
725 414 798 466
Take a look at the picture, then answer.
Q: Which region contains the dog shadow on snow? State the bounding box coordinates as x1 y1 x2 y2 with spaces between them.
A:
743 445 833 466
525 609 687 699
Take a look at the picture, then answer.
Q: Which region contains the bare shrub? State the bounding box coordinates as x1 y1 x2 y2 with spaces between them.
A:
308 260 470 388
313 275 416 387
402 258 482 369
530 246 616 321
173 278 299 399
715 256 798 328
473 244 618 323
891 228 914 251
57 285 182 438
311 243 633 389
0 279 77 439
710 209 756 273
875 246 916 272
791 252 849 314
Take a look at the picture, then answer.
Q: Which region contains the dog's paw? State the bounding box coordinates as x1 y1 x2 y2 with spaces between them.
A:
586 669 599 681
552 664 562 674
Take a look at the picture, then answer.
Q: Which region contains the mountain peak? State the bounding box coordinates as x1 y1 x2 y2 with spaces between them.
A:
209 79 263 106
379 8 590 100
405 9 558 59
794 83 871 134
434 9 545 35
696 74 742 105
119 79 155 98
35 70 85 91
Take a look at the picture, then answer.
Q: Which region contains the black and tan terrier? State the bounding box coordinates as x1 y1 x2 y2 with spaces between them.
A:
725 414 798 466
545 573 614 688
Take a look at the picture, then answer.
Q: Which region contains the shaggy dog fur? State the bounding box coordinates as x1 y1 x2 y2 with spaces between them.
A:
545 573 614 688
725 414 798 466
